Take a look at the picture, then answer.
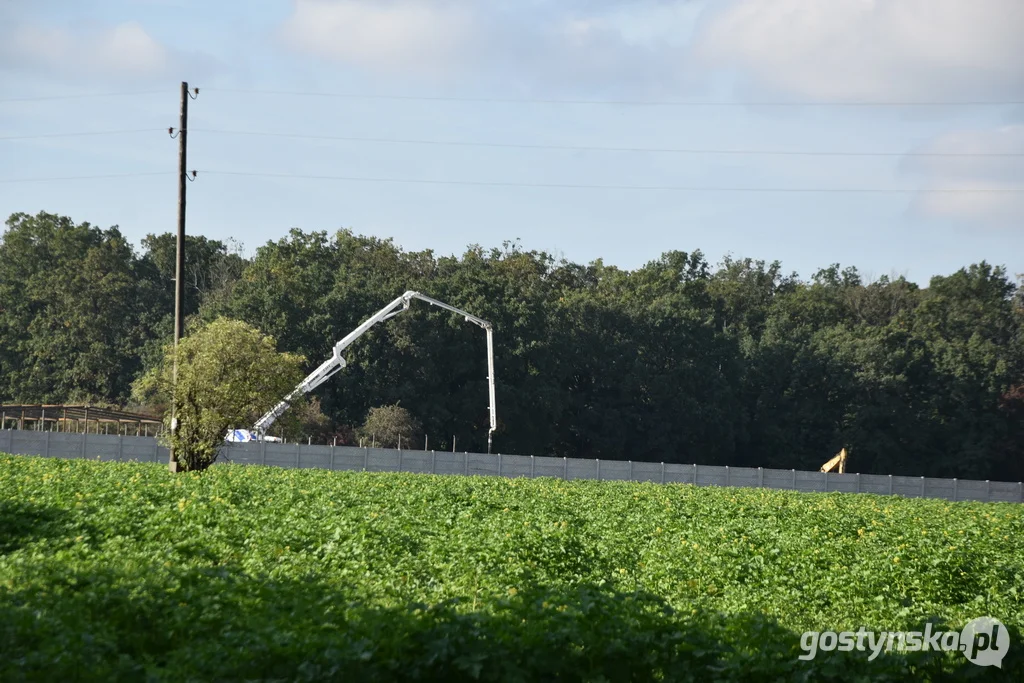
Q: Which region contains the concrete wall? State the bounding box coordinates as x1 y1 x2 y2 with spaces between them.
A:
2 429 1021 503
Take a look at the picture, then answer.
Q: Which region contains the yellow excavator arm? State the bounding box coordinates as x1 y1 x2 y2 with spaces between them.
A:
820 448 848 473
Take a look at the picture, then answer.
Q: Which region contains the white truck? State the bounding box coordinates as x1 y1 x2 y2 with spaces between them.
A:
227 291 497 451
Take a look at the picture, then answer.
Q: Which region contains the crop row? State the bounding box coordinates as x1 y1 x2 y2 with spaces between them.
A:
1 454 1021 680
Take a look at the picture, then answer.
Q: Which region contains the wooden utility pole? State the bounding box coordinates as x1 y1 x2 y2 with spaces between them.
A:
169 81 192 473
174 81 188 347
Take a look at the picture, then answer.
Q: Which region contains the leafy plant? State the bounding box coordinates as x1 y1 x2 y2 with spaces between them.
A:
1 454 1021 680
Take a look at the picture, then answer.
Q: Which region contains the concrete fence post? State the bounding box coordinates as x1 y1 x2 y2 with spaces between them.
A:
563 456 568 480
498 453 502 477
330 444 336 471
45 430 51 459
296 442 301 469
431 450 436 474
530 455 535 478
117 434 123 462
921 476 926 498
629 460 634 482
792 469 797 490
661 461 666 484
82 431 87 460
824 470 828 492
596 458 601 480
364 447 369 471
725 465 730 488
953 478 958 501
758 467 763 488
856 473 861 493
986 480 991 502
693 463 698 485
464 452 469 476
888 475 893 495
398 447 403 473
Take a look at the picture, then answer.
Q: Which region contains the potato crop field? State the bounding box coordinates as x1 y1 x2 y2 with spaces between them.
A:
1 453 1022 681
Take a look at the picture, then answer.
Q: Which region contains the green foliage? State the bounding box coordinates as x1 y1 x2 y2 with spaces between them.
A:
282 396 335 443
359 403 424 448
0 212 153 403
3 211 1024 481
1 455 1022 680
139 232 246 320
131 318 305 470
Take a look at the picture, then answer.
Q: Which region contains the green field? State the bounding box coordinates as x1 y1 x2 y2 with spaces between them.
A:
1 454 1022 681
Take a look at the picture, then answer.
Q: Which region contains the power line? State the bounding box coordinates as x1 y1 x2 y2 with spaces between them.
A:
6 126 1019 157
197 170 1023 193
0 90 166 103
202 87 1024 107
0 171 173 184
0 129 164 141
3 168 1015 192
191 127 1024 158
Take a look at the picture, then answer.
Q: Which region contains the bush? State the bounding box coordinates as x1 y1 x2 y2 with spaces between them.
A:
131 317 305 470
359 403 423 449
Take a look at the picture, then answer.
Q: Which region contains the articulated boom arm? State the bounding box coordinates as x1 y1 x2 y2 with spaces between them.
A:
820 448 848 474
252 291 497 450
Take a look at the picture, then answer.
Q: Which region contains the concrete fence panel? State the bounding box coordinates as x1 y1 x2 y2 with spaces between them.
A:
990 481 1023 503
924 478 955 501
823 472 860 494
429 452 463 476
631 461 663 484
598 460 632 482
727 467 761 489
9 431 48 457
565 458 598 481
762 468 796 490
47 433 87 460
467 453 497 477
696 465 728 488
499 454 533 479
2 430 1021 504
533 456 568 479
662 463 694 484
859 474 893 496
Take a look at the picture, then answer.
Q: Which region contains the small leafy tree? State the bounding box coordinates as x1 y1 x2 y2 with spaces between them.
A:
132 317 305 471
358 404 423 449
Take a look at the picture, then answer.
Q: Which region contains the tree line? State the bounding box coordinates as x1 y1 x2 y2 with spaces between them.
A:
1 211 1022 480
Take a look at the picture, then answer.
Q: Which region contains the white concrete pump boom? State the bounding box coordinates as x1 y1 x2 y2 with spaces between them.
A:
251 290 498 451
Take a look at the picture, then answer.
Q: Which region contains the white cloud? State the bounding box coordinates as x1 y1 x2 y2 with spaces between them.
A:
903 126 1024 226
1 21 172 80
696 0 1024 102
278 0 697 93
279 0 475 76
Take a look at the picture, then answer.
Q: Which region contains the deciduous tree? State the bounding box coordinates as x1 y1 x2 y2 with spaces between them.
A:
132 318 304 471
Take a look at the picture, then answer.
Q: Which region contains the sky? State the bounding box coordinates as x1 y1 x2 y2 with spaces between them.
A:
1 0 1022 285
